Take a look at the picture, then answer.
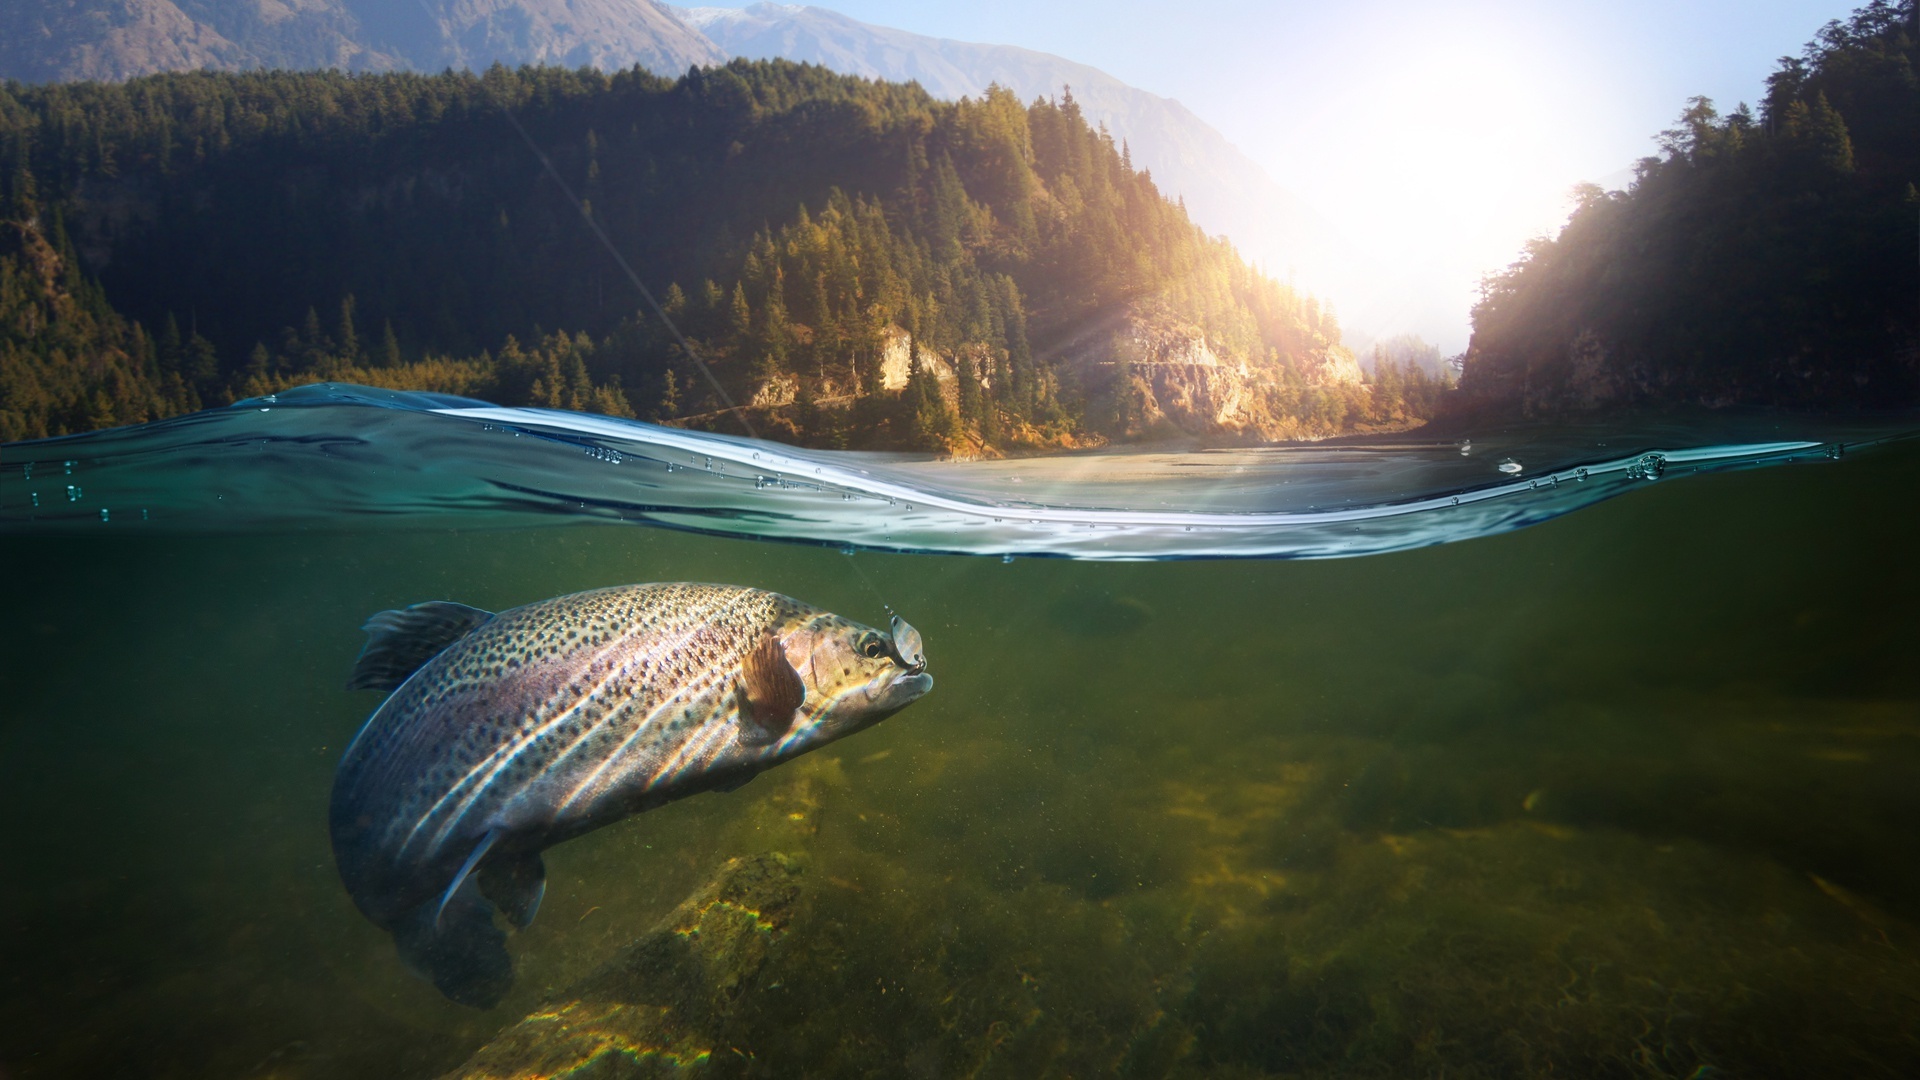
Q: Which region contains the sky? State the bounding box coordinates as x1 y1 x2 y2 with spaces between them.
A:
689 0 1864 350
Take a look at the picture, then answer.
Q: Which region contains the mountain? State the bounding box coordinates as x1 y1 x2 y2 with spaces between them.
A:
0 64 1402 449
0 0 724 84
674 4 1365 325
1452 1 1918 418
0 1 1370 340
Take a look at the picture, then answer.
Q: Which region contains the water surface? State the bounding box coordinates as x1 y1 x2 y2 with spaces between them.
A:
2 394 1917 1078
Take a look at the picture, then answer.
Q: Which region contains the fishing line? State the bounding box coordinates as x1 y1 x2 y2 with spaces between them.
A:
836 546 894 616
407 13 910 625
411 0 757 439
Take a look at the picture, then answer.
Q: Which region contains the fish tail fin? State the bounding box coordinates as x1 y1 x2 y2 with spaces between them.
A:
390 884 514 1009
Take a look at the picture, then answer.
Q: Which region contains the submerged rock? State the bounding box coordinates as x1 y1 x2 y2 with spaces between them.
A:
441 852 803 1079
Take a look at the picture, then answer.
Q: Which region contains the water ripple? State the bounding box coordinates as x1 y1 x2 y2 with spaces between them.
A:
1 383 1912 560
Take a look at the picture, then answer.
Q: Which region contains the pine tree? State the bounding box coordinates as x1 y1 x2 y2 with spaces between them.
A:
337 295 360 361
159 313 184 375
656 367 680 419
759 267 792 375
185 332 219 396
729 281 752 341
380 320 402 367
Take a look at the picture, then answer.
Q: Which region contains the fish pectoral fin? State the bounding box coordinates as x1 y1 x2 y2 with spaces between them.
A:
738 634 805 748
713 770 758 793
477 852 547 930
435 830 499 931
347 601 495 692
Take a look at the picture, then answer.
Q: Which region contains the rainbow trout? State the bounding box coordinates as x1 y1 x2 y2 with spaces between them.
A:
328 583 932 1007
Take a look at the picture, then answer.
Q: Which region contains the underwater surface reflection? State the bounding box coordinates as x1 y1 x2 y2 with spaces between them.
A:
1 425 1918 1077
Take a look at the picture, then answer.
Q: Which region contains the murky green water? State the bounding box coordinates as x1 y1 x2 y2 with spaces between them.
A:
3 437 1918 1078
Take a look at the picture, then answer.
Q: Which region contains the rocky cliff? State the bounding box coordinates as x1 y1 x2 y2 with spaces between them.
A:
1055 302 1365 444
0 0 724 83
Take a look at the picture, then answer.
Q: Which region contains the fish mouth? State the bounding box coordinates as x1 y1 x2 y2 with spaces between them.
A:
869 668 933 711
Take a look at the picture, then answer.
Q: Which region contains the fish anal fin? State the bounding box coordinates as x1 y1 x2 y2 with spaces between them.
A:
435 830 499 930
348 601 494 692
738 634 805 748
714 770 757 793
478 852 547 930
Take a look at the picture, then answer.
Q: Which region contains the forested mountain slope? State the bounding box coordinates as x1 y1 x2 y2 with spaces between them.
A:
677 3 1358 307
0 63 1433 449
1455 0 1919 417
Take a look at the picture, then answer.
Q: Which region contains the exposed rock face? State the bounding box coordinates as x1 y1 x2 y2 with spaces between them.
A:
875 324 955 394
366 0 725 75
1125 315 1233 371
1059 303 1365 442
0 1 245 83
1313 343 1366 387
747 371 796 408
0 0 724 83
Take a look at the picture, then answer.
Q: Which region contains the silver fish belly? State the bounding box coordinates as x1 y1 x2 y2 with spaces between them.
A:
328 582 932 1007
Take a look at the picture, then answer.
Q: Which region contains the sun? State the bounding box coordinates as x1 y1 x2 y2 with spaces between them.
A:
1288 15 1604 337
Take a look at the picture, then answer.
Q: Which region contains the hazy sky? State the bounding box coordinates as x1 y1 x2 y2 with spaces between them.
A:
693 0 1863 348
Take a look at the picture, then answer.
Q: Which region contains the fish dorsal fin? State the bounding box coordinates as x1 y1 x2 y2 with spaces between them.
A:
738 635 805 748
347 601 494 692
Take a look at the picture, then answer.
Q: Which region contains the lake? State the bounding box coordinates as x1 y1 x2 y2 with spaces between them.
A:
2 392 1916 1078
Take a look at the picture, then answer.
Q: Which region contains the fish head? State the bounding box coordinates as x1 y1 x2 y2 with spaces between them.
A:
781 609 934 744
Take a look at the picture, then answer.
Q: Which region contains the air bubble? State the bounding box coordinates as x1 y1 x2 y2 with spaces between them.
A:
1458 440 1472 456
840 545 856 556
1001 554 1015 564
66 484 81 502
1625 453 1666 481
1497 459 1523 475
99 508 109 522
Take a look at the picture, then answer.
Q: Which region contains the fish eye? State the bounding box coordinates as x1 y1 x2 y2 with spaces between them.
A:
859 634 888 659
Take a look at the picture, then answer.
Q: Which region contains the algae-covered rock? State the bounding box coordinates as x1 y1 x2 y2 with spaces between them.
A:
442 853 803 1079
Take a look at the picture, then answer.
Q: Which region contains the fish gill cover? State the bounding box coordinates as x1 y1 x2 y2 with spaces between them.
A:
0 382 1912 559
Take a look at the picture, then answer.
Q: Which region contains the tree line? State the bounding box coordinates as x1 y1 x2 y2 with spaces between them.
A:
1457 0 1918 416
0 60 1422 448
